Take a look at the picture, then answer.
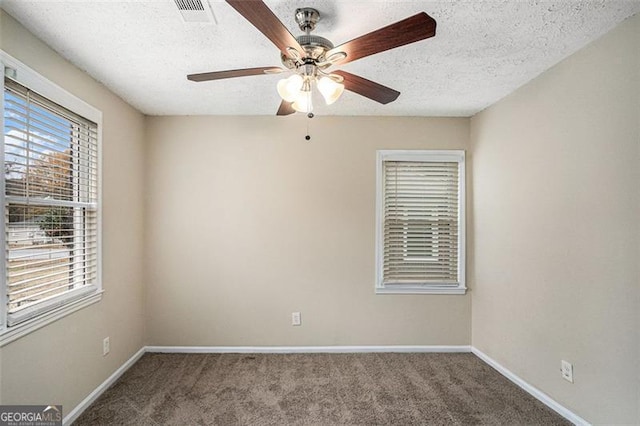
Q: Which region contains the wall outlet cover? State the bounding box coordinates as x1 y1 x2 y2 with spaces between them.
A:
103 337 110 356
561 360 573 383
291 312 301 326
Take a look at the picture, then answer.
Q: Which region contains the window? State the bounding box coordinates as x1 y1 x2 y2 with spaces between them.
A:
1 52 101 345
376 150 465 294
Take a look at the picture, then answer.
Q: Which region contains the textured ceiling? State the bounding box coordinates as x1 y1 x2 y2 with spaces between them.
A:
2 0 639 117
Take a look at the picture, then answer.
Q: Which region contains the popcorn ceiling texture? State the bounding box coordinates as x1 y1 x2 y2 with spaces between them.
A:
2 0 639 116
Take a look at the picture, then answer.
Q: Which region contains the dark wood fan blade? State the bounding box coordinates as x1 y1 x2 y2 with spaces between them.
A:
326 12 436 66
226 0 305 57
187 67 282 82
332 71 400 104
276 100 295 116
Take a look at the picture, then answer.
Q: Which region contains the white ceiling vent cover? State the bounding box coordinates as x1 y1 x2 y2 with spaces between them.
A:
174 0 216 23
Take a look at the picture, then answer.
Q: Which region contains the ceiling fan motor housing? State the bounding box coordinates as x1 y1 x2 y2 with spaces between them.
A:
281 34 334 70
281 8 335 71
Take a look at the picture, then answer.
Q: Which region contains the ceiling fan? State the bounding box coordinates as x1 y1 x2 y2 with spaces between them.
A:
187 0 437 116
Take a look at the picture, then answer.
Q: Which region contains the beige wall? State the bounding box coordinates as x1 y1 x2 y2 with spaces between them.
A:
145 116 471 346
470 13 640 424
0 10 146 412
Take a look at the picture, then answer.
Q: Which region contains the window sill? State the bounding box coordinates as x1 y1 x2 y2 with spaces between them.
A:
376 286 467 295
0 290 103 347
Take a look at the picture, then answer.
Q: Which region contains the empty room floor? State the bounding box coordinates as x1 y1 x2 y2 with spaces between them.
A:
74 352 569 425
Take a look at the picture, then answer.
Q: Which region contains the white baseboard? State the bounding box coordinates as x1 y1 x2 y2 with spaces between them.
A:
63 347 146 426
145 345 472 354
470 347 589 426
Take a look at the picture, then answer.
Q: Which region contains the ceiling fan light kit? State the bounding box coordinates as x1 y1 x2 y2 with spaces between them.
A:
187 0 437 116
276 64 346 112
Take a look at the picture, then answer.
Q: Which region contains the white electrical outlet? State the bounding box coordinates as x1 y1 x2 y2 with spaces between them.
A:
561 360 573 383
103 337 110 356
291 312 301 326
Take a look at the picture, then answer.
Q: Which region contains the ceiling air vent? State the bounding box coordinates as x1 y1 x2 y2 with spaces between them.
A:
174 0 216 23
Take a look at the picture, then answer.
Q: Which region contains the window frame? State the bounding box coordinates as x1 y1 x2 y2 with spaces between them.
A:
375 150 466 295
0 51 102 346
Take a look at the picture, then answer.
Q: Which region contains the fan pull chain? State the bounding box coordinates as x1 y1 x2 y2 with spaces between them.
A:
304 112 314 141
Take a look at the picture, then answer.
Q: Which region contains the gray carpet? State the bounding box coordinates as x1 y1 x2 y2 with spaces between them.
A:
74 353 570 425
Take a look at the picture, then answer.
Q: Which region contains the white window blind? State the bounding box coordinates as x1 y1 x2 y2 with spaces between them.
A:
376 151 465 294
3 77 99 325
